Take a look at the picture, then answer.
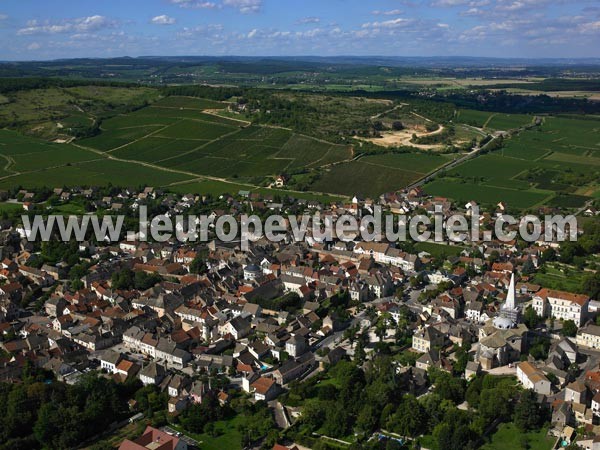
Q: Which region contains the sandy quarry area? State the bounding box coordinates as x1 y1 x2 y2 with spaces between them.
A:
357 124 446 150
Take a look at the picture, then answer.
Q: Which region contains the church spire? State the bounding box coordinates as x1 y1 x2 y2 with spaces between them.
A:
505 272 516 310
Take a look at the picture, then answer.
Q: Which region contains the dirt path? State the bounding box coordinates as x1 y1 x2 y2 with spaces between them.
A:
370 103 407 120
202 109 251 125
0 154 17 173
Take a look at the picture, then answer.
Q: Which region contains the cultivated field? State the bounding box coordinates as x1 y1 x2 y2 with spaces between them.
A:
0 91 598 203
0 96 353 198
423 116 600 210
310 152 454 197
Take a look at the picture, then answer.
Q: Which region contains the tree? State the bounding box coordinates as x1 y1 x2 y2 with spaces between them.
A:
561 320 578 337
392 121 404 131
354 339 366 363
189 254 207 274
523 306 540 329
322 406 350 438
387 395 425 437
514 389 545 432
521 258 535 276
583 271 600 299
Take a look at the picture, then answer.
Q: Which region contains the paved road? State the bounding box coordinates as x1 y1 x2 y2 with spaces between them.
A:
269 401 291 429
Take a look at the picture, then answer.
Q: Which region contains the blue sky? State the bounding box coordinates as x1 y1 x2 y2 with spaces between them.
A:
0 0 598 60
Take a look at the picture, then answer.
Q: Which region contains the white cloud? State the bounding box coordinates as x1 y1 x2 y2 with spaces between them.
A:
296 17 320 25
17 15 116 35
177 24 224 38
169 0 261 13
27 42 40 50
578 20 600 34
0 14 8 21
431 0 469 6
169 0 218 9
151 15 176 25
362 18 412 28
247 28 258 38
223 0 262 14
371 9 403 16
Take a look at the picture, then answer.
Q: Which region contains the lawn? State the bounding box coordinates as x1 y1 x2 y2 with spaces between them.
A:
414 241 467 258
481 423 553 450
0 202 25 214
171 416 244 450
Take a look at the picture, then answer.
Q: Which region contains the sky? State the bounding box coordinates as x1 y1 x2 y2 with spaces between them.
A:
0 0 598 60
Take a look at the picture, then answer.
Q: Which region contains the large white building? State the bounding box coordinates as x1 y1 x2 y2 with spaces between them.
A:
532 288 590 326
517 361 551 395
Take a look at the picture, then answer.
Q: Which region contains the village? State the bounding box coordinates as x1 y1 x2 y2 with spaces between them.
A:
0 183 599 450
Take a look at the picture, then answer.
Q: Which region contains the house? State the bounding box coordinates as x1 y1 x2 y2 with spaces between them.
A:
99 350 122 374
119 425 188 450
552 402 573 429
577 323 600 349
532 288 590 326
516 361 551 395
166 374 191 398
592 392 600 416
465 301 483 323
168 396 189 414
465 361 480 379
189 380 207 404
45 296 66 317
412 326 445 353
221 316 251 340
139 362 166 386
565 380 588 405
273 359 310 385
285 334 307 358
115 360 140 381
275 174 288 187
416 350 442 371
251 376 280 401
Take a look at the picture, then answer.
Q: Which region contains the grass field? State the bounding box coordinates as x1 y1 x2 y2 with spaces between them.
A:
414 241 467 257
171 416 244 450
532 264 587 293
481 423 553 450
456 109 492 128
485 113 533 130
